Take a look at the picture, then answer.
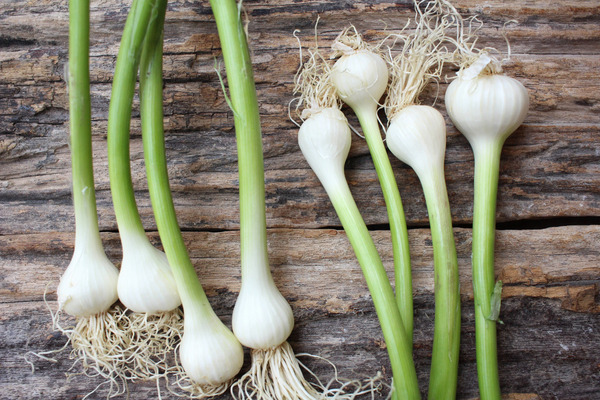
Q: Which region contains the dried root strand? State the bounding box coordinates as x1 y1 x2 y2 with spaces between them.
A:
230 341 383 400
435 0 506 74
118 309 184 382
292 38 339 120
384 0 456 118
69 307 184 385
26 298 185 399
330 25 373 56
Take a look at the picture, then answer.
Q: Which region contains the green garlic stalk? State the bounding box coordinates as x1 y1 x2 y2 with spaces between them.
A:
139 1 243 389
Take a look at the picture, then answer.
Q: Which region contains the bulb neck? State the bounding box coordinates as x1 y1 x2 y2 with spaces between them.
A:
470 136 505 158
240 247 273 287
73 201 104 256
353 103 378 124
318 166 350 201
119 228 153 254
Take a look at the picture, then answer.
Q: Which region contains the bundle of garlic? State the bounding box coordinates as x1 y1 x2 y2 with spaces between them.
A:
33 1 185 397
293 37 420 400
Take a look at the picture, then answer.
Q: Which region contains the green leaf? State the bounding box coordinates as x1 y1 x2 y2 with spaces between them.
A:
487 280 503 323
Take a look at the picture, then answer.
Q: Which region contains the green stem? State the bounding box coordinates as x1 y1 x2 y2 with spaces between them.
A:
472 141 503 400
355 108 413 346
208 0 270 284
69 0 102 250
419 167 460 400
322 172 420 400
139 0 214 318
107 0 158 249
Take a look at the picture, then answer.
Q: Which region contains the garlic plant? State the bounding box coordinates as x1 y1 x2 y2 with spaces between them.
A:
294 44 420 400
139 1 243 395
57 0 119 319
206 1 321 398
45 0 122 393
105 0 183 387
330 27 414 346
383 3 461 398
443 3 529 399
445 61 528 400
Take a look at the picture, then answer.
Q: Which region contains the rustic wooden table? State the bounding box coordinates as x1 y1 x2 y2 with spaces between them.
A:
1 1 599 399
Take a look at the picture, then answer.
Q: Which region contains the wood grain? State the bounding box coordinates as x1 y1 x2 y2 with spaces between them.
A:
1 0 599 399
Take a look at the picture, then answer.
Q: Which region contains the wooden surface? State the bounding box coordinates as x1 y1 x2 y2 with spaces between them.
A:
1 0 599 399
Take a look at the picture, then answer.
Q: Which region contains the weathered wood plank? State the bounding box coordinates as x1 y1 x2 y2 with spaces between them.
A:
2 121 599 234
1 3 599 236
2 227 598 312
1 0 599 399
1 7 599 235
1 1 599 56
3 296 598 399
1 54 598 125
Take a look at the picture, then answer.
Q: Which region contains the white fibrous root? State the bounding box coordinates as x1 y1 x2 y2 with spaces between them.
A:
119 309 184 382
231 342 383 400
384 0 454 120
27 301 184 399
436 0 509 75
293 43 339 120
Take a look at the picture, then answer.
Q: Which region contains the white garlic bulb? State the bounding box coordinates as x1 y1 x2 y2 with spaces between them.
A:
232 274 294 349
331 50 389 112
445 73 529 148
180 311 244 385
387 105 447 179
117 234 181 313
57 238 119 317
297 108 352 189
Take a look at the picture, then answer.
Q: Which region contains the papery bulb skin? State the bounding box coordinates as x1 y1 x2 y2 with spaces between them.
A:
445 73 529 148
298 108 352 189
331 50 389 112
232 277 294 349
387 105 447 178
57 242 119 317
118 235 181 313
180 312 244 385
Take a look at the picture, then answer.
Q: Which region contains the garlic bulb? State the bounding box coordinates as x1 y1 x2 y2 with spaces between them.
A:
386 105 447 179
232 274 294 349
445 73 529 148
331 50 388 112
180 311 244 385
117 234 181 313
57 238 119 317
297 108 352 189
